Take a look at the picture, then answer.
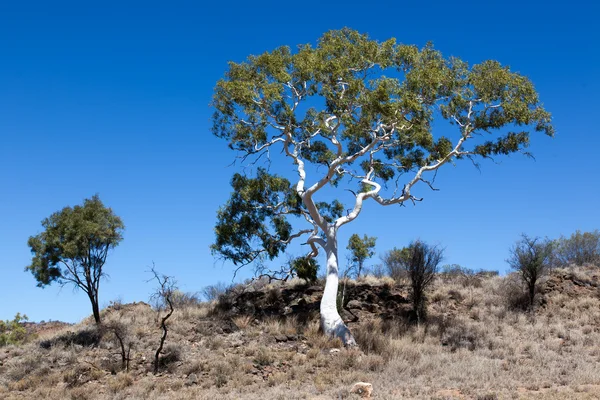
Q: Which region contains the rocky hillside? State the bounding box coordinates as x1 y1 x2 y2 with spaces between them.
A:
2 267 600 399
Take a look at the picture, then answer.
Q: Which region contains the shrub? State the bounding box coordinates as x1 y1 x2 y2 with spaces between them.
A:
103 320 132 372
291 256 319 283
265 286 282 305
440 264 481 287
384 240 444 323
507 234 552 310
440 318 480 351
552 230 600 267
202 282 229 302
157 343 182 371
170 290 202 307
382 247 410 282
213 283 245 314
501 273 532 311
365 263 387 278
352 320 394 358
0 313 29 347
254 346 274 366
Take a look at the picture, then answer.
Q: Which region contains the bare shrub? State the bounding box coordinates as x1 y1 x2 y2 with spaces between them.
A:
212 283 246 314
553 230 600 267
149 266 176 374
170 290 202 307
382 249 408 283
365 263 387 278
501 274 531 311
384 240 444 323
202 282 229 302
440 264 482 287
507 234 553 310
103 320 132 372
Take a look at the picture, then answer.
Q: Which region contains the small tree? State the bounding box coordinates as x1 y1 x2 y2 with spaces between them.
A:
553 230 600 267
149 266 176 374
26 195 124 324
507 234 553 310
347 234 377 278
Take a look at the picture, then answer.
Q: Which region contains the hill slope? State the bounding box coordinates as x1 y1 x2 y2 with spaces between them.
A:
2 267 600 399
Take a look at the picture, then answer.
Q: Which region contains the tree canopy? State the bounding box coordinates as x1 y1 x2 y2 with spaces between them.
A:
347 234 377 277
211 28 554 267
26 194 124 323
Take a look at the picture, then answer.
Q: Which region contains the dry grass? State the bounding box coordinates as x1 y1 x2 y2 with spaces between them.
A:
2 267 600 399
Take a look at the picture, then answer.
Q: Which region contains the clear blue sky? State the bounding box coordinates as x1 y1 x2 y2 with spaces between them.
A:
1 1 598 323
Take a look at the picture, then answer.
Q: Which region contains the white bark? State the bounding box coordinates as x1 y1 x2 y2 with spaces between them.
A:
320 228 357 347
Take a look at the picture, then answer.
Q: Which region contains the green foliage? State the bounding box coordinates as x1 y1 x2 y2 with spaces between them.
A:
25 194 124 323
347 233 377 277
214 28 552 161
552 230 600 267
0 313 29 347
291 256 319 283
507 234 553 310
314 200 344 223
211 28 554 269
211 169 301 265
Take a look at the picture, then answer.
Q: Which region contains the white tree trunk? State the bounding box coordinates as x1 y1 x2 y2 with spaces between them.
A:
320 233 357 347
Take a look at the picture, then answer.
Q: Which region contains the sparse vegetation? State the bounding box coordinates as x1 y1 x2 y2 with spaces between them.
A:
3 266 600 399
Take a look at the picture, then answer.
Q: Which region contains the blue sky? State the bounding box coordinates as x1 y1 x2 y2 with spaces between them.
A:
1 1 598 323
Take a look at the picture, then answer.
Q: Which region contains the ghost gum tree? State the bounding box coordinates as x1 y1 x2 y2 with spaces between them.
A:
211 29 553 346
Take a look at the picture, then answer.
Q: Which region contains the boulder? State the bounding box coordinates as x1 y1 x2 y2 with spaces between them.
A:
186 373 198 386
350 382 373 398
